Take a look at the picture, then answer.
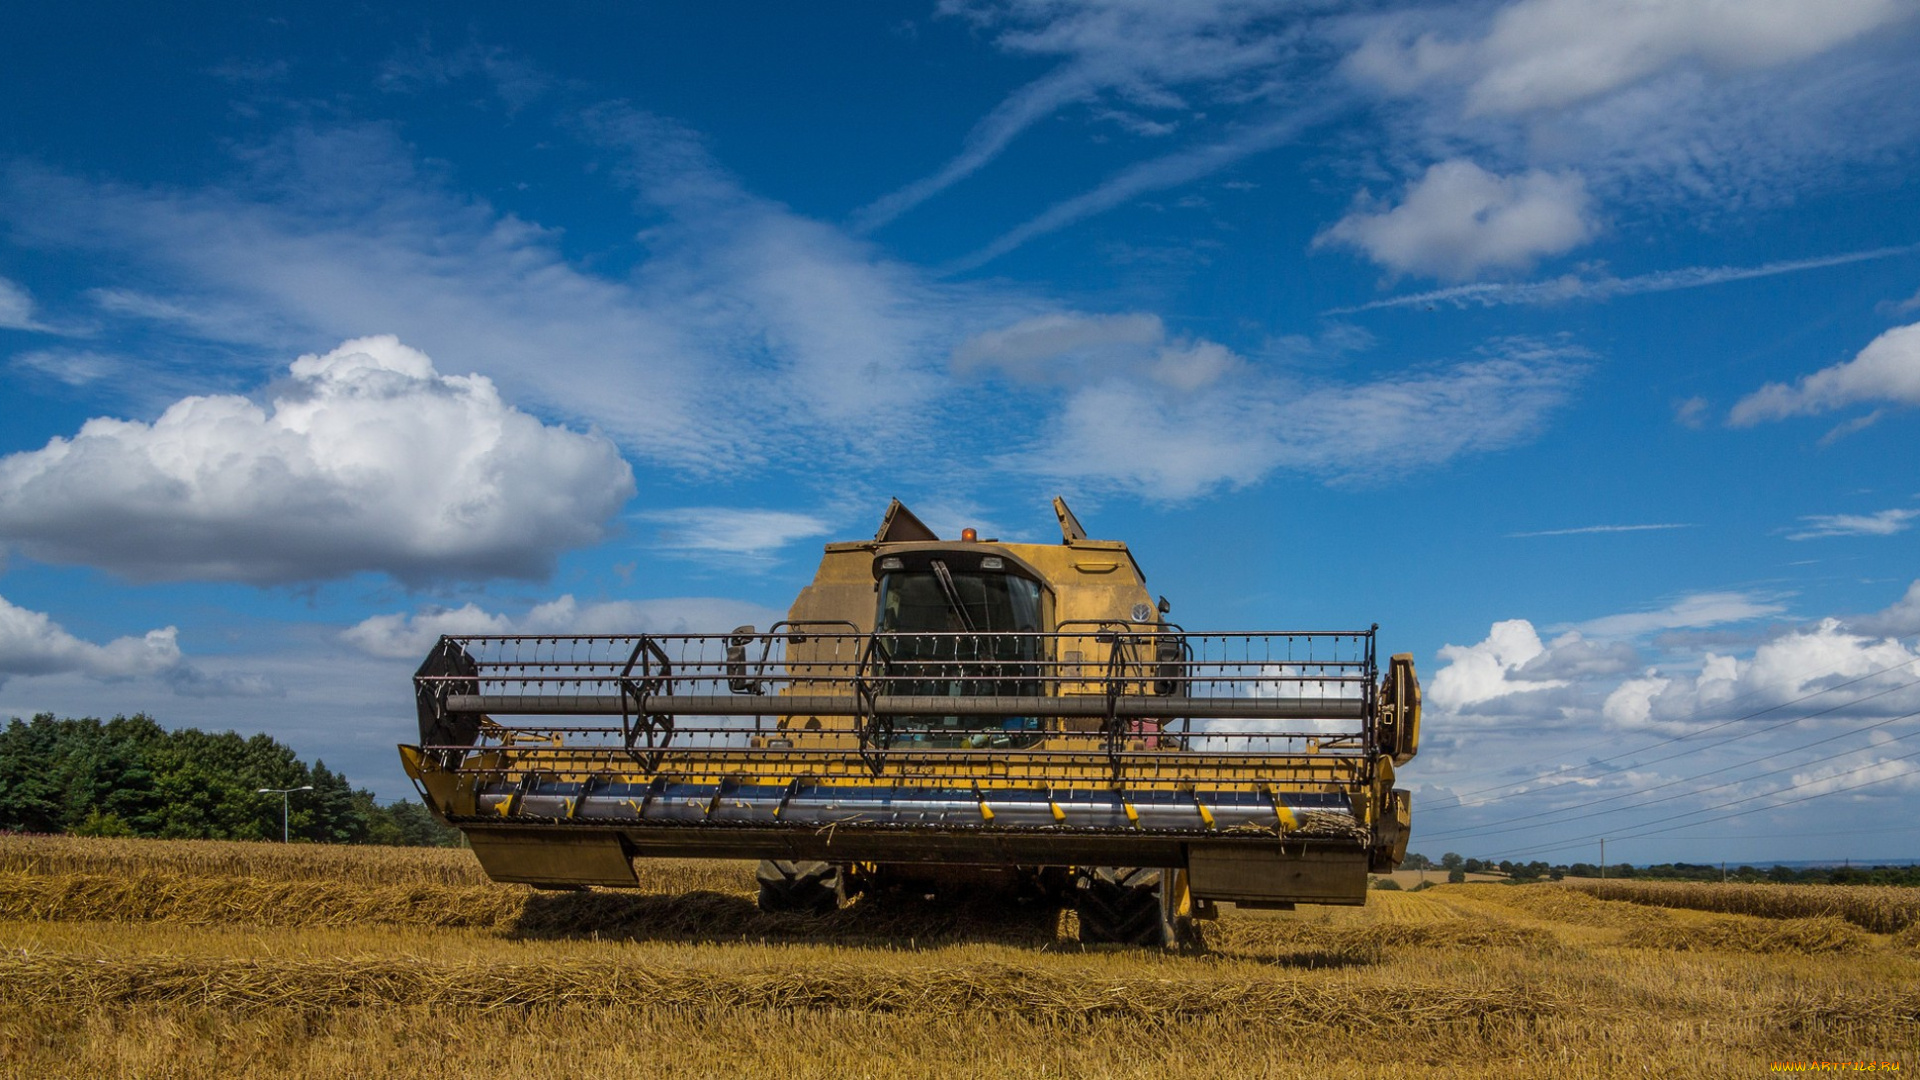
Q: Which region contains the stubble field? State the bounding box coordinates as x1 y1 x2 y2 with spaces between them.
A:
0 835 1913 1078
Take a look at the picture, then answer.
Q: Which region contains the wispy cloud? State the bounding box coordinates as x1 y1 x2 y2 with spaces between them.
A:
958 315 1587 499
1508 523 1695 538
948 104 1336 272
636 507 836 558
1325 245 1920 314
0 276 69 334
1574 591 1786 639
856 1 1306 232
1786 508 1920 541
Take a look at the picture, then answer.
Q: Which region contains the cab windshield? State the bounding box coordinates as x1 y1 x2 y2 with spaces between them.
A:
874 564 1044 747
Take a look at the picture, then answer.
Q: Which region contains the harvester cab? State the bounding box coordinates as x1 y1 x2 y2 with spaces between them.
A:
402 497 1420 946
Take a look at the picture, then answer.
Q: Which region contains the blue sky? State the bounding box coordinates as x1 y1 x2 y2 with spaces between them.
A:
2 0 1918 865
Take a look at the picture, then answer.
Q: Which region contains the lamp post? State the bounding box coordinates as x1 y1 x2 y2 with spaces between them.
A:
257 785 313 843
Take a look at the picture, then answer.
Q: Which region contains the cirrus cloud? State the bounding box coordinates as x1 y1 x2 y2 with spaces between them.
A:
1346 0 1915 117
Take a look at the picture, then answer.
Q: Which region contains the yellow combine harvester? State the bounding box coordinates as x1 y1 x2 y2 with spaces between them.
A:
401 498 1419 945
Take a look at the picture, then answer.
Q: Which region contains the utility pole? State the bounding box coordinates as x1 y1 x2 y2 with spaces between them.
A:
1600 839 1607 880
257 785 314 843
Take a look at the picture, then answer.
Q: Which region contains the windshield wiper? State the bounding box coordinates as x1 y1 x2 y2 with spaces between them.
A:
929 560 979 633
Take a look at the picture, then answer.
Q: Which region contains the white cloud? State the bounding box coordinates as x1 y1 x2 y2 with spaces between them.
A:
953 312 1165 382
1346 0 1915 117
1429 619 1566 710
637 508 836 556
1316 159 1597 281
1327 244 1920 313
342 594 787 659
948 107 1329 272
0 593 182 688
1786 508 1920 540
1574 591 1786 638
1848 580 1920 637
1729 322 1920 426
1028 333 1582 498
1507 523 1693 538
5 121 1032 472
858 0 1304 230
1416 580 1920 855
10 349 121 386
1603 618 1920 729
1333 0 1920 248
0 277 44 331
1789 754 1920 799
0 335 635 585
953 314 1581 497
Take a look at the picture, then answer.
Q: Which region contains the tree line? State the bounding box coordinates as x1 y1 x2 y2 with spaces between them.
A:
1400 851 1920 886
0 713 460 846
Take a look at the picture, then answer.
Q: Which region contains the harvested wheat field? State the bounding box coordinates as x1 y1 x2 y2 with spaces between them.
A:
0 836 1913 1078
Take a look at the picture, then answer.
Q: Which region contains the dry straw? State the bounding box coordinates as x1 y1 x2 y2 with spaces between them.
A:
1568 880 1919 934
0 948 1559 1027
1619 916 1868 955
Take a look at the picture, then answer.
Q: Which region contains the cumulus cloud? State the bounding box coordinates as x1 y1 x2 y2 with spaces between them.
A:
636 508 836 557
342 594 787 659
0 335 635 585
1416 579 1920 853
0 593 182 689
1786 508 1920 540
1316 159 1598 280
1429 619 1569 710
1848 580 1920 638
1602 618 1920 729
1729 322 1920 427
1346 0 1914 116
1423 583 1920 746
960 316 1583 498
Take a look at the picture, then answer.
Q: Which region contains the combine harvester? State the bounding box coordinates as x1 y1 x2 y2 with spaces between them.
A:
402 498 1419 945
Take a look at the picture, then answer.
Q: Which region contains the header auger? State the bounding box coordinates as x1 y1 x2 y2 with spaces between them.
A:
401 497 1420 946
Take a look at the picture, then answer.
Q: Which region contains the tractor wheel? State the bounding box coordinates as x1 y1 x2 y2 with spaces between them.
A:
755 860 845 914
1075 867 1170 946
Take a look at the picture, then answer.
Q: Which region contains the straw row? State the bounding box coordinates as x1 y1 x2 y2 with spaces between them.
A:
1618 916 1868 955
1567 880 1920 934
0 948 1558 1026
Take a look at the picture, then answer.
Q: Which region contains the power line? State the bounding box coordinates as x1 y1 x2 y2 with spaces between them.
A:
1424 657 1920 810
1417 696 1920 843
1486 741 1920 861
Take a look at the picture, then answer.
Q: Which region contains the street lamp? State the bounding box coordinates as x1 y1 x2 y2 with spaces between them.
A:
257 785 314 843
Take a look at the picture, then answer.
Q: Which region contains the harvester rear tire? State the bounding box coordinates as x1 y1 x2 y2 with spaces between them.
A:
1076 866 1169 946
756 860 845 914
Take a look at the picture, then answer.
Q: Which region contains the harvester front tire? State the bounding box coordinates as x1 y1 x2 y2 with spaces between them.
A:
755 860 845 915
1076 867 1168 946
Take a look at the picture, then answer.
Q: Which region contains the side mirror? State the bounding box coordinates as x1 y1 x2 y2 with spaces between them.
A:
1153 634 1188 698
726 626 764 694
1156 595 1171 615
